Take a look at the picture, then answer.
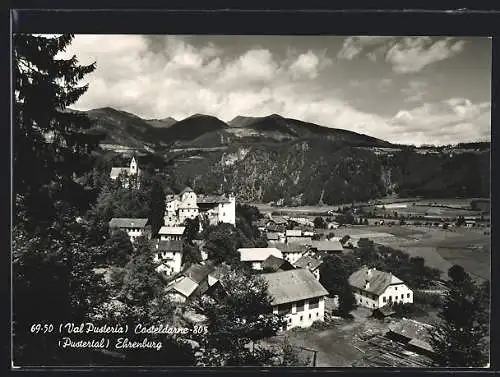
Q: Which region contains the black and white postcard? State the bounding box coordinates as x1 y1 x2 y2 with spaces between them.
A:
12 32 491 368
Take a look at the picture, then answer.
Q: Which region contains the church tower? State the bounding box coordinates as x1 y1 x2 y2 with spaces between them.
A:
130 155 138 175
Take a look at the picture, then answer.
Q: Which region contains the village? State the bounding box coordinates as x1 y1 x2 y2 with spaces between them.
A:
102 155 490 367
12 33 491 369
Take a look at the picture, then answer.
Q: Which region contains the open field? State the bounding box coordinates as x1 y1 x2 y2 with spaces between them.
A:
315 224 490 282
251 198 489 217
346 226 491 282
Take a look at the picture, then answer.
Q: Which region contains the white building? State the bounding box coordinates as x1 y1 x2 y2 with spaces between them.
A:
262 269 329 330
163 187 236 227
268 242 308 265
348 266 413 309
109 156 141 188
237 247 283 270
152 240 184 275
108 218 149 243
158 226 186 241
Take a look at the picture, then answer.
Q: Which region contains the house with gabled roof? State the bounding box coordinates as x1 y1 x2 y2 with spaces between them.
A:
152 239 184 275
294 254 324 281
348 266 413 309
262 269 329 329
261 255 295 273
158 226 186 241
164 261 224 303
310 239 344 254
108 218 150 242
237 247 283 270
269 241 308 264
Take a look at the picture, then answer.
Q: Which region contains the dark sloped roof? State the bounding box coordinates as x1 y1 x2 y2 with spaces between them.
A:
268 241 308 254
181 261 216 284
262 269 328 306
270 216 288 225
156 240 183 251
180 186 194 195
261 255 294 272
294 254 323 271
348 266 403 296
109 218 148 228
197 194 231 204
389 319 434 342
311 240 344 252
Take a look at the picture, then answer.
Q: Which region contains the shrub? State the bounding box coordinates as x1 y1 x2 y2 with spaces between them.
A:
413 290 443 308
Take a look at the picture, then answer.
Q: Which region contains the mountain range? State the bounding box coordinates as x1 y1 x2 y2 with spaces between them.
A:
82 107 393 150
80 106 490 205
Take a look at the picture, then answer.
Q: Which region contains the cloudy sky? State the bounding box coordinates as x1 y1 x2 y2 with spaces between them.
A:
58 35 491 145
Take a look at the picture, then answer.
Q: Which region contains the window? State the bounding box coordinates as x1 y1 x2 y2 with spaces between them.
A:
278 304 292 315
395 287 398 291
309 298 319 309
288 318 292 323
309 313 312 319
407 293 410 298
383 296 387 303
373 304 375 308
401 294 404 299
316 312 319 317
300 316 303 322
296 300 305 312
389 296 392 301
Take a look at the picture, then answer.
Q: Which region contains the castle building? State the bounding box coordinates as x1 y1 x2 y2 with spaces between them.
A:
163 187 236 227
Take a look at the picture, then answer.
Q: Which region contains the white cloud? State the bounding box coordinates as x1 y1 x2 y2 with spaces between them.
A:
390 98 490 144
337 36 394 60
289 50 320 79
56 35 489 146
385 37 466 73
337 36 467 74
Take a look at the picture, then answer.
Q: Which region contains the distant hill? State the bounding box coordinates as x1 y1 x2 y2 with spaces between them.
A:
145 117 177 128
81 107 489 205
81 106 393 150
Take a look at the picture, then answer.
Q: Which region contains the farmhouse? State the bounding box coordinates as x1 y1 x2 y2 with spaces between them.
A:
262 269 329 330
294 254 324 281
269 242 308 264
109 156 141 188
152 240 183 275
348 267 413 309
108 218 150 243
163 187 236 227
237 247 283 270
158 226 186 241
261 255 295 273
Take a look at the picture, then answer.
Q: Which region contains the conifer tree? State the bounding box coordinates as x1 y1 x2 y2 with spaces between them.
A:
14 34 99 228
428 265 489 367
13 34 105 366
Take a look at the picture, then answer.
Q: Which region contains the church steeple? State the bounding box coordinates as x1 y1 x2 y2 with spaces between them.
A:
130 154 138 175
